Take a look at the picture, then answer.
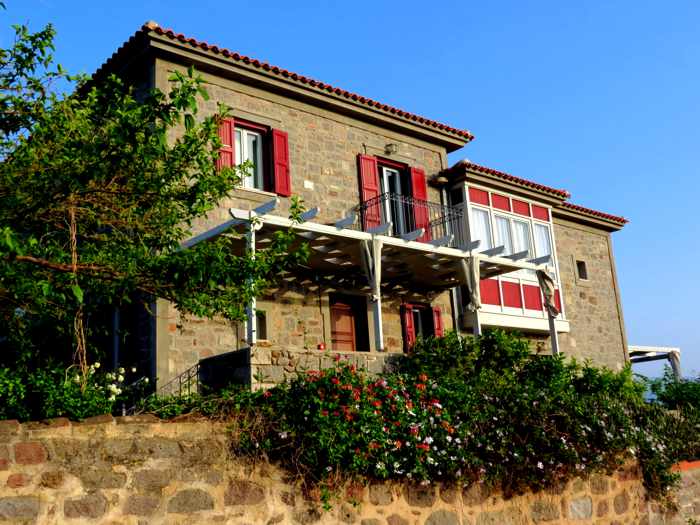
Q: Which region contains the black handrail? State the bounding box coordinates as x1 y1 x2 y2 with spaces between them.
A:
358 192 467 248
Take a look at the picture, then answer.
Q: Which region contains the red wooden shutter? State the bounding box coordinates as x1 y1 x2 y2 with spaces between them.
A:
401 304 416 351
358 154 381 230
432 306 444 337
410 167 431 242
217 118 235 170
271 129 291 196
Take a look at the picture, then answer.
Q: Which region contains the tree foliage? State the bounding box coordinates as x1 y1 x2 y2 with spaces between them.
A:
0 21 307 374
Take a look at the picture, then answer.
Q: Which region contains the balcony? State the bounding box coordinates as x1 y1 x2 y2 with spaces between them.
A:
357 192 467 247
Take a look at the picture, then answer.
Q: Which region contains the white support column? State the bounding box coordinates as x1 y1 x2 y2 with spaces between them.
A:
548 314 560 355
371 237 384 352
246 214 257 346
472 310 482 336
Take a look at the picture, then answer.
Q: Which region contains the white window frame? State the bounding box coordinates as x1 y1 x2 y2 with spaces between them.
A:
235 127 264 191
463 183 565 320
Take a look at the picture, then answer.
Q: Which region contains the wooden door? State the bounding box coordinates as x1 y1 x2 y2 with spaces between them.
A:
331 302 356 352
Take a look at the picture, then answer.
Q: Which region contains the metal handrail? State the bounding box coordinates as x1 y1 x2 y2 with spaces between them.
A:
357 192 467 248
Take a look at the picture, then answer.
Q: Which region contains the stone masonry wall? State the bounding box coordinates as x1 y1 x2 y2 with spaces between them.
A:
153 58 456 387
553 218 627 370
1 418 699 524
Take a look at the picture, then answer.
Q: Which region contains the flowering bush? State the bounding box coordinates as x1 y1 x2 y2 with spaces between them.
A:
0 361 131 421
224 330 695 506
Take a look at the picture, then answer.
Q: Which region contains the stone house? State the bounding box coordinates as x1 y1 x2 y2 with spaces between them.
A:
95 22 628 390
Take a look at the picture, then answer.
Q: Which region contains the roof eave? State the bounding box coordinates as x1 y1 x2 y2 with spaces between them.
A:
94 25 472 153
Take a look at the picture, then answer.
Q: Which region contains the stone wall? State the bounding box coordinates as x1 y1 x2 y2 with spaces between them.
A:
152 57 455 387
1 418 698 524
553 218 627 370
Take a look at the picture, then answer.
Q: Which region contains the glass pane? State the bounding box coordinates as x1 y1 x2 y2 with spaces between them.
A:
246 132 263 189
470 208 492 250
494 215 513 255
234 130 242 165
512 220 531 256
534 224 552 257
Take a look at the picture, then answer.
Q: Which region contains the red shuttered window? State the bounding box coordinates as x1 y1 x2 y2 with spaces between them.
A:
271 129 290 197
401 304 416 351
480 279 501 305
217 118 235 170
432 307 444 337
358 154 381 230
501 281 523 308
410 167 431 242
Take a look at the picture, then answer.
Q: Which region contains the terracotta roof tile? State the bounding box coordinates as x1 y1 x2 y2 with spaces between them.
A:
559 202 628 224
456 160 571 198
98 22 473 142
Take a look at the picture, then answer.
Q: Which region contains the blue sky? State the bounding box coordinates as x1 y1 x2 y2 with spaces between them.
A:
3 1 698 377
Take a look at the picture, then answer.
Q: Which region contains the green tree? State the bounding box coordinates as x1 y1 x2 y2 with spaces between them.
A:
0 21 307 384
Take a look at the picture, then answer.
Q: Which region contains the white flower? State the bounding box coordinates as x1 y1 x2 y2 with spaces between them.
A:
326 466 332 472
118 374 125 382
94 362 100 369
131 367 137 373
118 367 125 374
424 436 434 444
73 375 80 384
143 378 149 384
279 432 288 439
537 461 544 469
108 395 116 402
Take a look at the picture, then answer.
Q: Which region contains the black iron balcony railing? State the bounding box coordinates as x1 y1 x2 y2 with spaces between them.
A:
358 192 467 248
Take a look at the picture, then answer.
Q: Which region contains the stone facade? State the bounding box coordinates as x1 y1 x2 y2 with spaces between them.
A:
553 218 627 369
151 54 457 386
100 29 629 387
0 417 698 524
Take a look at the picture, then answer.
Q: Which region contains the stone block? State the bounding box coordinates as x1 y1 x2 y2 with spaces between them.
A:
596 499 609 517
387 514 409 525
462 482 489 505
426 509 460 525
476 508 527 525
0 496 39 520
14 441 48 464
64 491 108 519
337 503 358 523
78 414 114 425
569 496 593 520
133 469 172 493
167 489 214 513
405 483 436 507
613 490 630 514
280 491 296 506
368 483 392 505
124 494 160 516
100 438 138 463
224 479 266 505
137 437 183 459
530 500 560 522
589 474 609 494
360 520 381 525
293 506 322 524
78 464 127 489
6 473 31 488
439 483 458 503
39 470 65 489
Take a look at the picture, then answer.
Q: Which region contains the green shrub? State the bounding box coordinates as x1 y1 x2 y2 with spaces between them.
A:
0 362 127 421
650 368 700 410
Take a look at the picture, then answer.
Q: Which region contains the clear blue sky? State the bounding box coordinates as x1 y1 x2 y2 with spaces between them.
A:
3 1 698 377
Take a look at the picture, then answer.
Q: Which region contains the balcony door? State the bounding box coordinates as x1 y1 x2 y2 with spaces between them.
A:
380 166 409 235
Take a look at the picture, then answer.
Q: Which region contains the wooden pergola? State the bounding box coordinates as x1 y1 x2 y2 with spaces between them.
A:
183 198 560 353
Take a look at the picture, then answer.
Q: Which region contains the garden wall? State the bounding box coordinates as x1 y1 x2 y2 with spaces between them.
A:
0 417 698 524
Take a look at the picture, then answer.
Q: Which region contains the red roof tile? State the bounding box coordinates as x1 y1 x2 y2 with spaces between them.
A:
455 160 571 199
97 22 474 142
559 202 628 224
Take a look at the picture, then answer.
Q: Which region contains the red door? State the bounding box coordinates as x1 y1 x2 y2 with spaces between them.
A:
331 302 356 352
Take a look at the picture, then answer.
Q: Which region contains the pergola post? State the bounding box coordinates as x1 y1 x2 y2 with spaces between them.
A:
246 213 257 346
548 314 559 355
371 237 384 352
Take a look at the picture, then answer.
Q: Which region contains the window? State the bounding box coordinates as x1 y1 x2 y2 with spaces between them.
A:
494 215 514 255
470 207 492 250
379 166 410 235
576 260 588 280
235 127 264 190
255 310 267 340
401 304 443 351
217 118 291 197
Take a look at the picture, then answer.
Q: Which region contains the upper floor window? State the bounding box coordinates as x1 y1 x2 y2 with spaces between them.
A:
217 118 291 197
235 127 264 190
466 186 557 279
